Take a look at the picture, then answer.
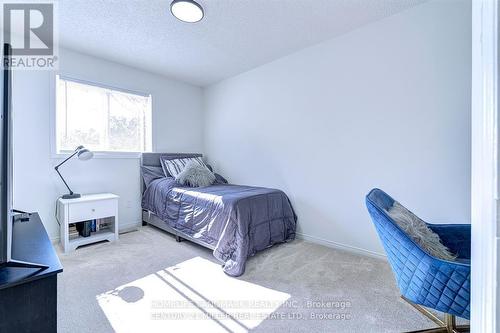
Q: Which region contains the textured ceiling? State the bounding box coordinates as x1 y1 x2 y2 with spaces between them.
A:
59 0 427 86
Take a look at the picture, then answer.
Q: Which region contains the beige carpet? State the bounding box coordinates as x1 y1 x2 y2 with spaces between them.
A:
57 225 447 333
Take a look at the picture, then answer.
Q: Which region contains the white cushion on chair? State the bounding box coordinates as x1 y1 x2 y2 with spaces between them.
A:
387 202 457 261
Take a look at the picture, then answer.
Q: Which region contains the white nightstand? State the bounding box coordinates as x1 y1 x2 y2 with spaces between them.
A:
57 193 119 253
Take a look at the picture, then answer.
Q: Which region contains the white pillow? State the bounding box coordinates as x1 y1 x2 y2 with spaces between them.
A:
160 157 205 178
387 202 457 261
176 161 215 187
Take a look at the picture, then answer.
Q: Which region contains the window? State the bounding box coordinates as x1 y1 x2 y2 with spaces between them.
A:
55 76 152 154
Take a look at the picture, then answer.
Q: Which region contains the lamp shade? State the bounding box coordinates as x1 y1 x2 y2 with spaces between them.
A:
76 146 93 161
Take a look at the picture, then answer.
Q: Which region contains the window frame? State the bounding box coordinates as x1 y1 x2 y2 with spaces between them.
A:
50 74 154 159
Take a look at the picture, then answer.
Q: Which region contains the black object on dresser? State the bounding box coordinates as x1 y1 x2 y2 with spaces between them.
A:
0 213 63 333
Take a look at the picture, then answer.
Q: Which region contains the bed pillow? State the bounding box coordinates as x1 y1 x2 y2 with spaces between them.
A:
160 156 205 178
205 164 228 184
214 173 228 184
387 202 457 261
175 161 216 187
141 166 165 187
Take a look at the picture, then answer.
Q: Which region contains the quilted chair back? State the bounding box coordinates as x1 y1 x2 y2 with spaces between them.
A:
365 188 470 319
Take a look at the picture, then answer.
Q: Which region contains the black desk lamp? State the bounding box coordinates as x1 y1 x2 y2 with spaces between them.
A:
54 145 93 199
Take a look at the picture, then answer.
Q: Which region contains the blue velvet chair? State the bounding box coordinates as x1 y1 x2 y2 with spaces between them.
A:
365 188 470 333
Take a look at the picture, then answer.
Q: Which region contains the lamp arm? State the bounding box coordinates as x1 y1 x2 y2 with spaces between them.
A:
55 167 73 195
54 150 79 195
54 150 78 169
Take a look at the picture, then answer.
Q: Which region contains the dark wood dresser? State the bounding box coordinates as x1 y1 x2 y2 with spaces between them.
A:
0 213 63 332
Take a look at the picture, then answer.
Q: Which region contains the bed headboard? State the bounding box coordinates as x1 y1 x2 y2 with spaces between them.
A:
140 152 203 192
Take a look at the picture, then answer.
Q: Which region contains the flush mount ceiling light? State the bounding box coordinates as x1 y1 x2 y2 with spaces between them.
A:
170 0 204 23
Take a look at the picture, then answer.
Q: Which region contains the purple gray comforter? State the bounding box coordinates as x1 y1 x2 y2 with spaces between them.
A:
142 178 296 276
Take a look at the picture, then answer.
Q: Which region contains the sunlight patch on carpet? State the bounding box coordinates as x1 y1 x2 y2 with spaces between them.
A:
97 257 290 333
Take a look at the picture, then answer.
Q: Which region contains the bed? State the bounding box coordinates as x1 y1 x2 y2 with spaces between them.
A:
141 153 297 277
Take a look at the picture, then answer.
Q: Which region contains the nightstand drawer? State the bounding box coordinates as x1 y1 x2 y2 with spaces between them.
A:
68 199 116 223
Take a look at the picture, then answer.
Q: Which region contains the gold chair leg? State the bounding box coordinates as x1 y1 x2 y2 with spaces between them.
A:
445 314 456 333
401 296 470 333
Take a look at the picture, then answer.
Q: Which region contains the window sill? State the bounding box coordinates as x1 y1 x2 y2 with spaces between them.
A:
51 151 143 160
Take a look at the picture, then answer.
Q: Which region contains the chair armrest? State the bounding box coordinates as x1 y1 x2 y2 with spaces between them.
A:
427 223 471 259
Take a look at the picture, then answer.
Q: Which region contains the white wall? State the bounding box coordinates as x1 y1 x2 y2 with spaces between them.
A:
12 49 204 240
204 0 471 256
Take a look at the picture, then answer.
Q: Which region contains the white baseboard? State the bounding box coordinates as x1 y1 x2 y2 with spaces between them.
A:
119 221 141 234
296 232 387 260
50 223 386 262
